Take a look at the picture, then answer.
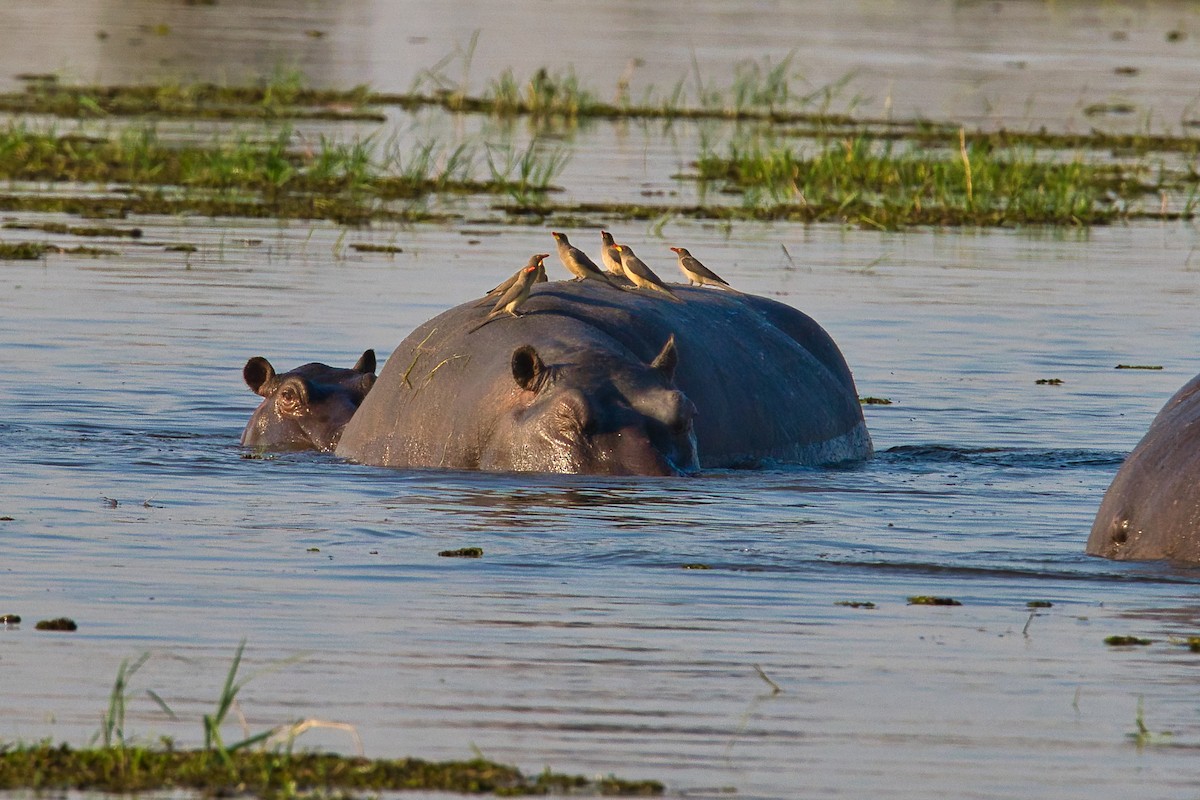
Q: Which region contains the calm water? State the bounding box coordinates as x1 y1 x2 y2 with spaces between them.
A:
3 4 1200 799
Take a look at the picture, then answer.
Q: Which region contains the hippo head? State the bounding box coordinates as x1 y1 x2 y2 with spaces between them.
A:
483 336 699 476
241 350 377 452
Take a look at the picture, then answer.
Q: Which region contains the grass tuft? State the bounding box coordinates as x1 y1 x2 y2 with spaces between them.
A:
0 644 664 797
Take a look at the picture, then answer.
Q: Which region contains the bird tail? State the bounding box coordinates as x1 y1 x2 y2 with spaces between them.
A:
652 283 685 303
468 314 499 333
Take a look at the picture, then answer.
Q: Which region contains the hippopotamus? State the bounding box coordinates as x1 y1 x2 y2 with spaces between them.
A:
241 350 376 452
1088 372 1200 561
335 281 871 475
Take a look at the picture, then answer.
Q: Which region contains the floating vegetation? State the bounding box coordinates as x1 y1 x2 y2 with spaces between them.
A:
1115 364 1163 370
1026 600 1053 608
34 617 77 631
1 60 1198 230
907 596 962 606
753 664 783 695
54 245 119 257
0 74 385 122
350 243 404 253
835 601 876 609
0 124 565 225
0 745 664 797
1104 635 1153 646
681 563 712 570
1035 378 1064 385
693 133 1148 229
0 614 20 624
3 221 142 237
0 241 49 259
859 396 893 405
1 241 120 257
484 67 598 118
438 547 483 558
1127 696 1173 748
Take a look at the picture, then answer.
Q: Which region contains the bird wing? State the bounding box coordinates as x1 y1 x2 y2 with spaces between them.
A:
685 256 729 285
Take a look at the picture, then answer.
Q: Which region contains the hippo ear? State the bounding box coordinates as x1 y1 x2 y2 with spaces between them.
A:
650 335 678 381
244 357 278 397
511 345 547 392
353 349 376 375
276 377 310 417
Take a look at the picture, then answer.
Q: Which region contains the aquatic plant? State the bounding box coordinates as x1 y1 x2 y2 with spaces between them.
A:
485 138 572 205
0 72 382 122
1127 696 1173 749
0 123 561 224
0 744 664 796
0 643 664 797
0 62 1196 230
484 67 597 118
693 133 1142 228
0 241 50 259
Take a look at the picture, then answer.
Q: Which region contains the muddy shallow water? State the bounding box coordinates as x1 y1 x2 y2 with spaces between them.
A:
3 3 1200 799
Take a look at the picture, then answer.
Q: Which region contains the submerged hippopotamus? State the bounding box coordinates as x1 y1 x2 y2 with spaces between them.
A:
1088 372 1200 561
335 281 871 475
241 350 376 452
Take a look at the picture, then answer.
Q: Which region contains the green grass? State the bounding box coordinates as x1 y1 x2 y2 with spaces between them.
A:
693 133 1145 228
2 62 1198 229
484 67 598 118
0 123 568 224
0 72 383 122
0 643 663 797
0 745 663 797
0 241 50 259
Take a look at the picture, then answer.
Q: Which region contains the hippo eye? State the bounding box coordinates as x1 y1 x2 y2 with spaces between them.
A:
556 390 594 434
276 380 310 416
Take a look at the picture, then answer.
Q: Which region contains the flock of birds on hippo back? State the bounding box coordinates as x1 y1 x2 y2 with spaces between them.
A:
469 231 738 331
239 230 1200 565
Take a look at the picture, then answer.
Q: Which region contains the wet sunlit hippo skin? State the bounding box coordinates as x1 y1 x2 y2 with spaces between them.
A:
241 350 377 452
335 281 871 475
1088 372 1200 561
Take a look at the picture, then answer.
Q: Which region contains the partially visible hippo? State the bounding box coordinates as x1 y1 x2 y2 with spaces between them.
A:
1088 372 1200 561
336 281 871 475
241 350 377 452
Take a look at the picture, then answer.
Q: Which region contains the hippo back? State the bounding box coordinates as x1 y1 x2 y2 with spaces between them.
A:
337 281 870 472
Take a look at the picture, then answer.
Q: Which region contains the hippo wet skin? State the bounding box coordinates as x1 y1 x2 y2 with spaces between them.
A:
241 350 376 452
1088 372 1200 561
336 282 871 475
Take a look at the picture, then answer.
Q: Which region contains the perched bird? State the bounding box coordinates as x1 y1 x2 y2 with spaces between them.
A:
551 231 620 287
476 253 548 307
670 247 742 294
469 257 543 333
599 231 626 278
615 244 682 303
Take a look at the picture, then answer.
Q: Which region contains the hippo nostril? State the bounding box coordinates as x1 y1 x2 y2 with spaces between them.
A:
1112 519 1130 545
